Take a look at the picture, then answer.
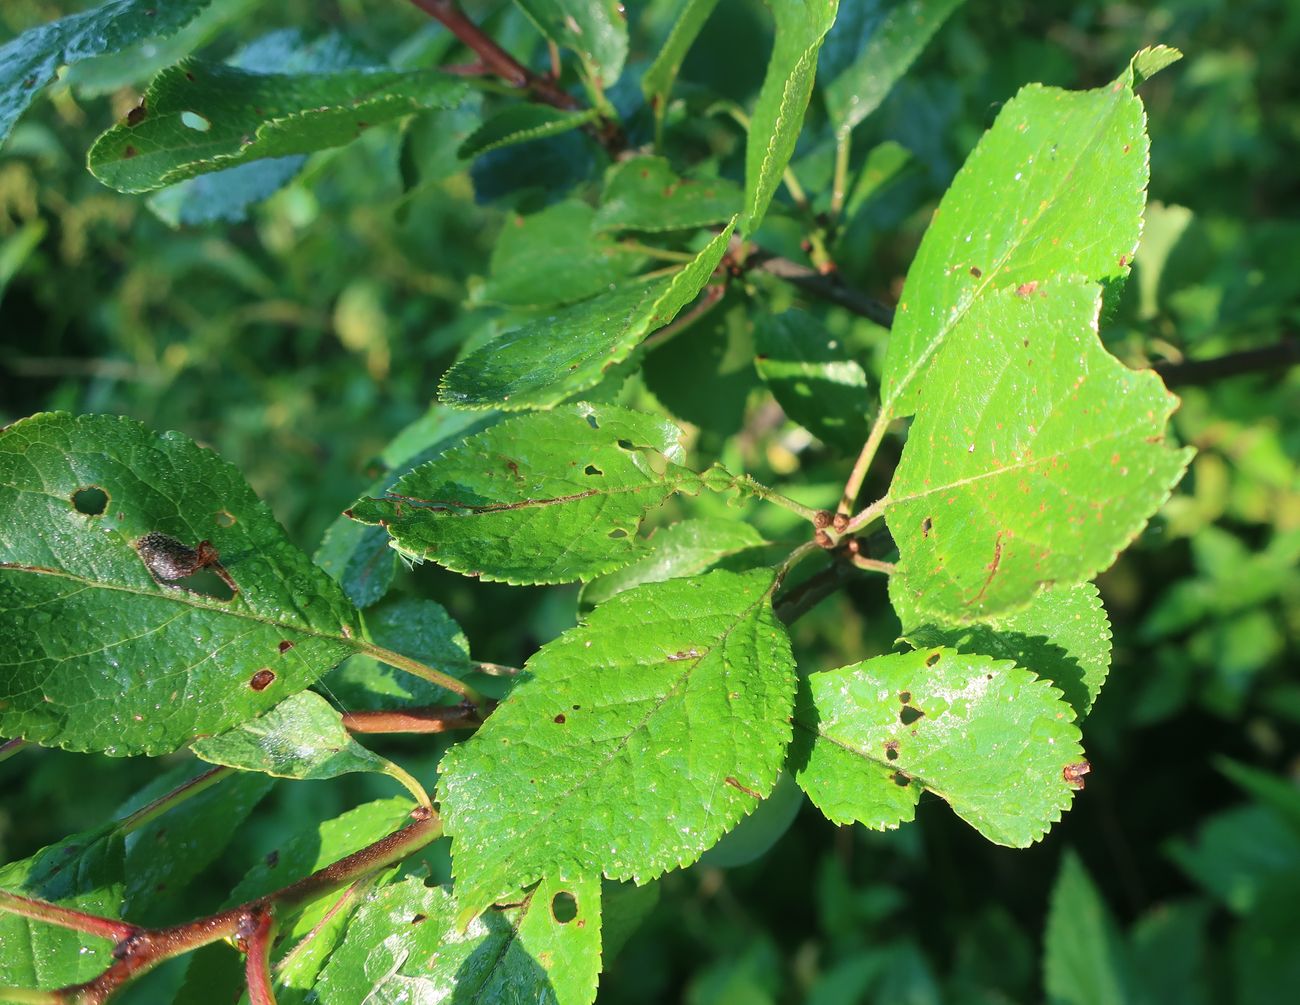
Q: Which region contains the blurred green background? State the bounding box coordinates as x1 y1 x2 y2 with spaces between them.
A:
1 1 1298 1001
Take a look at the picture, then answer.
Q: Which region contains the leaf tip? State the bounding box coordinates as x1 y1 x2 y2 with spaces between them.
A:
1130 45 1183 86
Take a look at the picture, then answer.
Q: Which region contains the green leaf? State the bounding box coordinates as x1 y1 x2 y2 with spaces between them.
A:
754 308 873 451
440 568 794 914
439 221 734 411
315 405 500 608
594 156 742 233
191 691 427 805
87 59 466 194
349 404 699 585
822 0 964 137
885 279 1192 621
880 56 1155 419
0 826 123 991
891 580 1112 717
1130 44 1183 86
317 873 602 1005
699 771 804 869
458 103 600 159
514 0 627 86
0 0 214 145
579 517 769 609
642 0 722 122
743 0 841 233
1043 852 1133 1005
792 646 1084 846
481 200 645 308
0 413 360 756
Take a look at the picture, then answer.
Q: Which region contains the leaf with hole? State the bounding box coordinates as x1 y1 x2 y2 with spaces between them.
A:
439 221 734 411
0 412 361 755
792 647 1084 846
885 278 1192 622
440 568 794 915
87 58 466 193
316 873 602 1005
348 404 701 585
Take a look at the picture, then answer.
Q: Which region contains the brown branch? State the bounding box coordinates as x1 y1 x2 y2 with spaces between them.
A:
342 704 483 734
241 907 278 1005
1151 334 1300 387
746 246 896 328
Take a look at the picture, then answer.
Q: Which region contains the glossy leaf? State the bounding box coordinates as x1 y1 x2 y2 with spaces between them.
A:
440 568 794 914
0 826 123 991
0 0 214 145
892 580 1112 716
458 104 599 159
754 308 873 450
0 413 360 755
1043 852 1133 1005
743 0 841 233
642 0 722 124
595 156 742 233
317 873 602 1005
514 0 628 87
822 0 964 137
579 517 769 609
88 59 466 193
481 200 644 308
792 647 1084 846
439 221 734 411
192 691 426 804
885 279 1192 621
349 404 699 585
880 50 1177 418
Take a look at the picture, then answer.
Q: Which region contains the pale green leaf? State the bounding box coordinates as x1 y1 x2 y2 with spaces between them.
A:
481 201 645 308
348 404 699 585
440 568 794 914
743 0 841 233
514 0 628 86
880 57 1154 418
885 279 1192 621
822 0 964 137
458 104 599 159
891 580 1112 716
0 826 123 991
642 0 722 118
792 646 1084 846
0 0 214 145
754 308 873 451
317 874 602 1005
1130 44 1183 86
594 156 741 233
439 221 734 411
579 517 769 609
0 413 361 756
88 59 466 193
1043 852 1133 1005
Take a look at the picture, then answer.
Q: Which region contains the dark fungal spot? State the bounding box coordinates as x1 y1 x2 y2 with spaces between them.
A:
411 914 427 925
884 741 900 761
921 516 933 537
265 850 279 868
970 266 982 277
616 438 634 450
249 669 275 691
126 104 147 126
278 640 294 654
926 652 941 667
123 145 138 159
898 691 912 703
585 413 599 429
553 713 566 724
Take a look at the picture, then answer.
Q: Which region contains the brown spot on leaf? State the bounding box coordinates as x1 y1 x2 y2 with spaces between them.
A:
123 145 138 159
725 776 762 799
553 713 566 724
278 640 294 654
249 669 275 691
126 104 147 126
1063 761 1091 789
970 266 982 277
884 741 900 761
1015 281 1038 297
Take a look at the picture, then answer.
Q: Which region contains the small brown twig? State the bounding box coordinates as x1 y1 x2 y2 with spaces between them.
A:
341 703 484 734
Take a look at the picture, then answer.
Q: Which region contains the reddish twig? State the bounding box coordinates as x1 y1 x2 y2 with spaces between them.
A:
342 704 483 734
241 907 278 1005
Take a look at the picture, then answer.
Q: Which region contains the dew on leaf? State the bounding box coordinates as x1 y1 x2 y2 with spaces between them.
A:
71 486 109 516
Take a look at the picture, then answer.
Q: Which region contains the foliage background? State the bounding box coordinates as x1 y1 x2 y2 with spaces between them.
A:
1 0 1297 1001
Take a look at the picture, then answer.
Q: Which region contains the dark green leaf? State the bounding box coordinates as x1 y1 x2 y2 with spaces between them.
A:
1043 852 1133 1005
88 59 466 193
0 413 360 755
349 404 700 585
594 156 742 233
440 568 794 915
793 647 1083 846
0 0 214 145
439 221 734 411
317 873 602 1005
513 0 628 87
642 0 722 127
458 103 600 159
885 279 1192 621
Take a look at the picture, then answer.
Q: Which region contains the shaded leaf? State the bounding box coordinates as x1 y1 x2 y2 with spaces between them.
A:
458 103 599 159
514 0 628 86
349 404 699 585
0 413 360 755
481 200 644 308
1043 852 1133 1005
439 221 734 411
886 279 1191 622
594 156 741 233
317 873 601 1005
699 771 803 869
440 569 794 914
88 59 466 193
0 0 214 145
892 580 1112 716
743 0 841 233
792 647 1083 846
642 0 723 125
